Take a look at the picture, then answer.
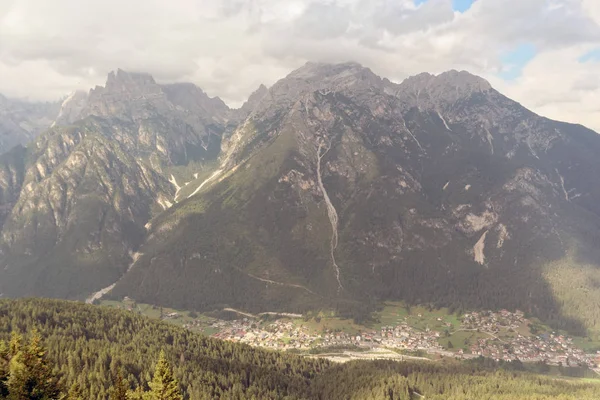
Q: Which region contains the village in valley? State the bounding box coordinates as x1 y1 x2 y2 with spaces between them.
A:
100 299 600 371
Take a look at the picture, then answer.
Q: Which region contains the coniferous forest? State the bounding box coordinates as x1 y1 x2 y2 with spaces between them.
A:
1 298 599 399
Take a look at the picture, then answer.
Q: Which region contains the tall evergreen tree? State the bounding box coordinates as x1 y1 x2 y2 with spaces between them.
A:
7 330 61 400
109 370 129 400
147 351 182 400
66 383 83 400
126 386 146 400
7 334 21 360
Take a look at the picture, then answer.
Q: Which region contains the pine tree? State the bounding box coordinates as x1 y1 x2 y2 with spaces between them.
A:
147 351 182 400
7 330 61 400
66 383 84 400
8 333 21 359
126 386 146 400
109 370 129 400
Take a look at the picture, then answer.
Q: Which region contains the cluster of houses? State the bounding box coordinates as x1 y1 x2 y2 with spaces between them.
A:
205 317 446 353
462 309 525 332
461 310 597 368
211 319 321 350
370 324 444 351
469 332 597 368
168 306 599 370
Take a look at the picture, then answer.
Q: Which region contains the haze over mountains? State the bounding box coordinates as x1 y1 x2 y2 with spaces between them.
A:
1 62 600 337
0 94 61 154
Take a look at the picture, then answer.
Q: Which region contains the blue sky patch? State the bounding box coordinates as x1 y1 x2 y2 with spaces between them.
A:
498 43 537 80
414 0 474 12
579 48 600 63
452 0 474 12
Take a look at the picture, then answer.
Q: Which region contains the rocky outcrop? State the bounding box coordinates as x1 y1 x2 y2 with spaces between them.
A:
0 119 173 299
52 91 88 126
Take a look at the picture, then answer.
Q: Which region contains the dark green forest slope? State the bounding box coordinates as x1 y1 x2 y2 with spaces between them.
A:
1 299 599 399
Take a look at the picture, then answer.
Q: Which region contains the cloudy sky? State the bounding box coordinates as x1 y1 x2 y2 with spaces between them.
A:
1 0 600 130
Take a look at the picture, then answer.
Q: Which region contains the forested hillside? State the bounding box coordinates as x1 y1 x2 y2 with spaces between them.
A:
0 298 328 399
1 299 599 399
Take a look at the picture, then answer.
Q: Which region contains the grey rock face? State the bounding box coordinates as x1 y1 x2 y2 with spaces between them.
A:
83 69 170 120
161 82 231 124
53 91 89 126
393 70 492 109
76 69 233 167
0 119 174 299
0 69 233 300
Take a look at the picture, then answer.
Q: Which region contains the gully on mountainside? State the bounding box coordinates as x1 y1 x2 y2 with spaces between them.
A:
316 139 343 291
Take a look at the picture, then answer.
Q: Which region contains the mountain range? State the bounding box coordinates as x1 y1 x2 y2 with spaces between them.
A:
1 62 599 337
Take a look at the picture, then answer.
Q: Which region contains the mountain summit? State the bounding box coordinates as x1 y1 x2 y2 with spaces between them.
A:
1 62 600 337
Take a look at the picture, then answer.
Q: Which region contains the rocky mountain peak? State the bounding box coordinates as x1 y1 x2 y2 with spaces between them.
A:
247 84 269 103
105 69 157 90
83 69 169 120
88 69 163 101
248 62 385 118
436 69 492 91
394 69 493 109
399 69 491 94
286 61 382 91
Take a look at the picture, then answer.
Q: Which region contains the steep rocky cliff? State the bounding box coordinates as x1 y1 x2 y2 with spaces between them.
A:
0 70 232 299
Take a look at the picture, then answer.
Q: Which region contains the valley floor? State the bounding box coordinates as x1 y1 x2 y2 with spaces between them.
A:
98 299 600 375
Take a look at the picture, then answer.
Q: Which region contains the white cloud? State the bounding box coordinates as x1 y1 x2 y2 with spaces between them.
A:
491 45 600 131
1 0 599 130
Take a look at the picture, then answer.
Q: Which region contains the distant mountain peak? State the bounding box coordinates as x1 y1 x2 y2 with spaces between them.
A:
287 61 379 85
245 61 384 117
84 69 167 120
436 69 492 91
400 70 491 90
394 69 492 109
89 69 162 100
106 69 157 89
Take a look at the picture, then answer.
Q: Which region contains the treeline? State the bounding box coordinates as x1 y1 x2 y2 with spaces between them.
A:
1 299 600 399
